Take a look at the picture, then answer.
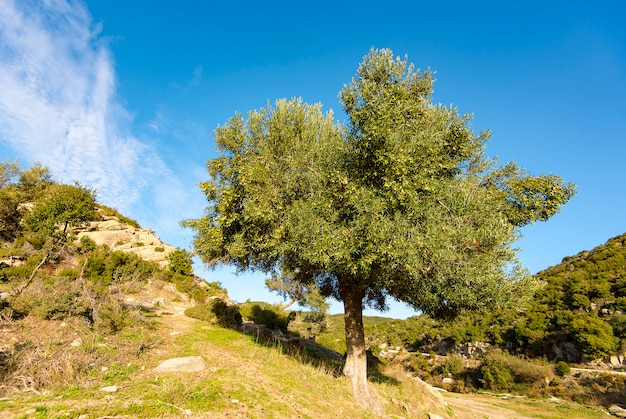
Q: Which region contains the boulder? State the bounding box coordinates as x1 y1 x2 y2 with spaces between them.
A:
153 356 207 373
609 405 626 418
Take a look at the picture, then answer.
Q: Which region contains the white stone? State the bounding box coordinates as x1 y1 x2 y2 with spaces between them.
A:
153 356 207 373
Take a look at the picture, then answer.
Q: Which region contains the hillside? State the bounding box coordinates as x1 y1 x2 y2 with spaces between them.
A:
0 277 609 419
0 162 453 417
1 161 624 417
301 234 626 411
345 232 626 366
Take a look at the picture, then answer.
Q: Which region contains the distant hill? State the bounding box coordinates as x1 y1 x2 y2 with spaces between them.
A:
324 233 626 367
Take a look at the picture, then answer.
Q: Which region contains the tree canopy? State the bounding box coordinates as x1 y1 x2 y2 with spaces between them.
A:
184 48 576 412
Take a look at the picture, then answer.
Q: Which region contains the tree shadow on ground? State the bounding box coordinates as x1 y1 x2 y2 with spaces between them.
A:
238 321 400 386
198 299 400 386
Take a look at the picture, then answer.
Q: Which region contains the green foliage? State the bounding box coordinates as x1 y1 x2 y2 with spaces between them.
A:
186 48 573 337
288 311 328 340
239 301 293 330
609 314 626 339
555 361 571 377
569 314 618 360
167 248 194 276
16 162 53 201
168 272 208 302
78 235 97 252
23 182 97 238
81 246 156 287
479 352 554 392
479 355 514 391
184 299 242 329
0 188 21 241
0 159 19 189
97 204 141 228
441 354 465 377
266 272 330 312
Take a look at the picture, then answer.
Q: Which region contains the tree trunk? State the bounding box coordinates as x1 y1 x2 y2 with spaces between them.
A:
339 281 385 416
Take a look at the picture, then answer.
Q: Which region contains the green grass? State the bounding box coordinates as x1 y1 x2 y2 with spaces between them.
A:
0 313 615 419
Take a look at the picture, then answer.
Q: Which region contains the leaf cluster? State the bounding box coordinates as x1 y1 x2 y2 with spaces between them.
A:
186 48 575 320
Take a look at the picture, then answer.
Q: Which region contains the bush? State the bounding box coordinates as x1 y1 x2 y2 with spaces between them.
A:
185 298 242 329
479 354 514 391
78 236 96 252
167 248 193 276
239 301 293 330
442 354 465 377
479 352 554 392
555 361 571 377
570 314 618 360
169 273 208 302
288 311 328 340
95 299 149 334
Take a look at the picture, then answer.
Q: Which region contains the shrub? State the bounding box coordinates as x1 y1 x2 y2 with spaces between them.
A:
239 301 293 330
97 204 141 229
167 248 193 276
555 361 571 377
479 354 514 391
479 352 555 392
95 299 149 334
78 236 96 252
185 298 242 329
169 273 208 302
442 354 465 377
288 311 328 340
570 314 618 360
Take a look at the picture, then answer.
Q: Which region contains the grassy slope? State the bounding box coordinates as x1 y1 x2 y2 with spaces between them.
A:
0 282 451 418
0 308 609 419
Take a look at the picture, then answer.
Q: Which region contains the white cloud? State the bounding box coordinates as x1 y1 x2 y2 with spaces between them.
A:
0 0 188 239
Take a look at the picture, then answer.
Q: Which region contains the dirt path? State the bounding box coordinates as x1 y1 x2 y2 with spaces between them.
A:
443 393 535 419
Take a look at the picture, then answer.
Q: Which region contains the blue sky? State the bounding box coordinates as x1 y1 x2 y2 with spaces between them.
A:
1 0 625 318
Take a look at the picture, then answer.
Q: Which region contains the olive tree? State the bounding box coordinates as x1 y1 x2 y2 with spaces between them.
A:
23 182 97 237
184 49 575 413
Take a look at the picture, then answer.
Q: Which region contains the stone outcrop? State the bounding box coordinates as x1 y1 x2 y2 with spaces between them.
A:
74 215 176 268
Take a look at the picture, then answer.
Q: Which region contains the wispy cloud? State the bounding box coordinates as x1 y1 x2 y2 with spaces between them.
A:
0 0 189 238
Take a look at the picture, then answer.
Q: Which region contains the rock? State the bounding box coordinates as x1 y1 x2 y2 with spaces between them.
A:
428 413 445 419
74 215 176 268
609 405 626 418
70 337 83 347
153 356 207 373
100 385 119 392
454 341 490 359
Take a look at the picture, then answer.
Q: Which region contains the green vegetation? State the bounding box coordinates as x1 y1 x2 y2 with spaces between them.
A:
184 48 575 412
185 298 242 329
0 161 224 400
0 160 622 417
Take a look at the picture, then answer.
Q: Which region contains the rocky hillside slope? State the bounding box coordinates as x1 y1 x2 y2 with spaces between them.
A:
73 209 176 268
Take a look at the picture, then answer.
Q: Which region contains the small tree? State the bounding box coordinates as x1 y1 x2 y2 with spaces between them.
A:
17 162 53 201
167 248 194 276
23 182 97 237
0 159 19 189
185 49 575 413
